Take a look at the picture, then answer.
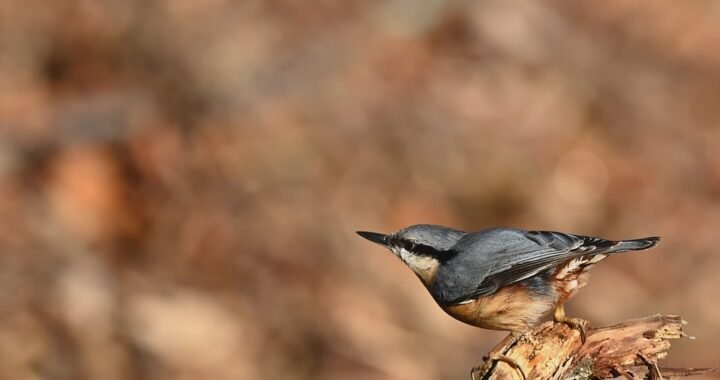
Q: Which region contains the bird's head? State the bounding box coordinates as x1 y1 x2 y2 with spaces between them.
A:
357 224 466 284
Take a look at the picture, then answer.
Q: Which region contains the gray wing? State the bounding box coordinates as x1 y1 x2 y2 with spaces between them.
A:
430 228 611 305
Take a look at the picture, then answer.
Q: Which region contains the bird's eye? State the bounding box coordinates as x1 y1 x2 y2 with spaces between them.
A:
404 241 416 251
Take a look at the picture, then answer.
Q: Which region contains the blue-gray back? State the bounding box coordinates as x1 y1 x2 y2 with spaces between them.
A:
430 228 589 305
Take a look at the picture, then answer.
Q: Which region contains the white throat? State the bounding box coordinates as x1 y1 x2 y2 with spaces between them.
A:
393 247 439 274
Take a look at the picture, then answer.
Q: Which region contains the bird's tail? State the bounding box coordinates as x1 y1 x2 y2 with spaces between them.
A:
609 236 661 253
581 235 660 255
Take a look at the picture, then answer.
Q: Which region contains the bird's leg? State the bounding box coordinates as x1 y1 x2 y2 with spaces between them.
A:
484 330 524 358
472 331 527 380
553 304 588 343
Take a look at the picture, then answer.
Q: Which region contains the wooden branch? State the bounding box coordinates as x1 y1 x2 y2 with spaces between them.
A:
471 315 717 380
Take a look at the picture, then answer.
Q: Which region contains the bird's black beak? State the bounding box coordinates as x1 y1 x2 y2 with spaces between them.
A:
356 231 389 246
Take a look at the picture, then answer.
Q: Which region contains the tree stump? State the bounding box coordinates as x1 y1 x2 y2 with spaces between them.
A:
471 315 716 380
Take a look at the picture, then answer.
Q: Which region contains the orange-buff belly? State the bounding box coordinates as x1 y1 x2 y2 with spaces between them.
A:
441 284 557 332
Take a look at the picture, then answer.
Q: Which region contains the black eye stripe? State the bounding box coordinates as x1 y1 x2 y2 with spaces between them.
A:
388 236 451 258
393 239 438 257
415 244 438 256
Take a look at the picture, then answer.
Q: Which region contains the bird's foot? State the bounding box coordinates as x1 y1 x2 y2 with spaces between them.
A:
554 317 588 344
472 354 526 380
472 332 527 380
553 304 588 343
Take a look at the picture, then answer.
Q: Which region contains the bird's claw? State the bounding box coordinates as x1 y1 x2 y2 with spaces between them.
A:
472 354 527 380
555 317 588 344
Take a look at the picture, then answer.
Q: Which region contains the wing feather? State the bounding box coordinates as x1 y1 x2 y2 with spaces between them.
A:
431 229 617 305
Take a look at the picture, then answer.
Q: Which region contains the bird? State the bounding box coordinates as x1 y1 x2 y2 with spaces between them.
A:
357 224 659 374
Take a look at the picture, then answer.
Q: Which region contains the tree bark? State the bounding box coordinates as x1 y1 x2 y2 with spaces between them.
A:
471 315 716 380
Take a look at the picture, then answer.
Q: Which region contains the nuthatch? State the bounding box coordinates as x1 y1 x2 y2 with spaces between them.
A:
357 224 659 369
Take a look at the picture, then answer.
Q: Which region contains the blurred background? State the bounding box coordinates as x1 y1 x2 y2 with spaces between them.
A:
1 1 719 379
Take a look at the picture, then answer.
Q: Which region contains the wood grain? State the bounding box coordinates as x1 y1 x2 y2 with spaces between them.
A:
471 315 716 380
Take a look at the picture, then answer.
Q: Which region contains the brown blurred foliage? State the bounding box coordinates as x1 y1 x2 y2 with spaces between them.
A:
1 1 720 379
